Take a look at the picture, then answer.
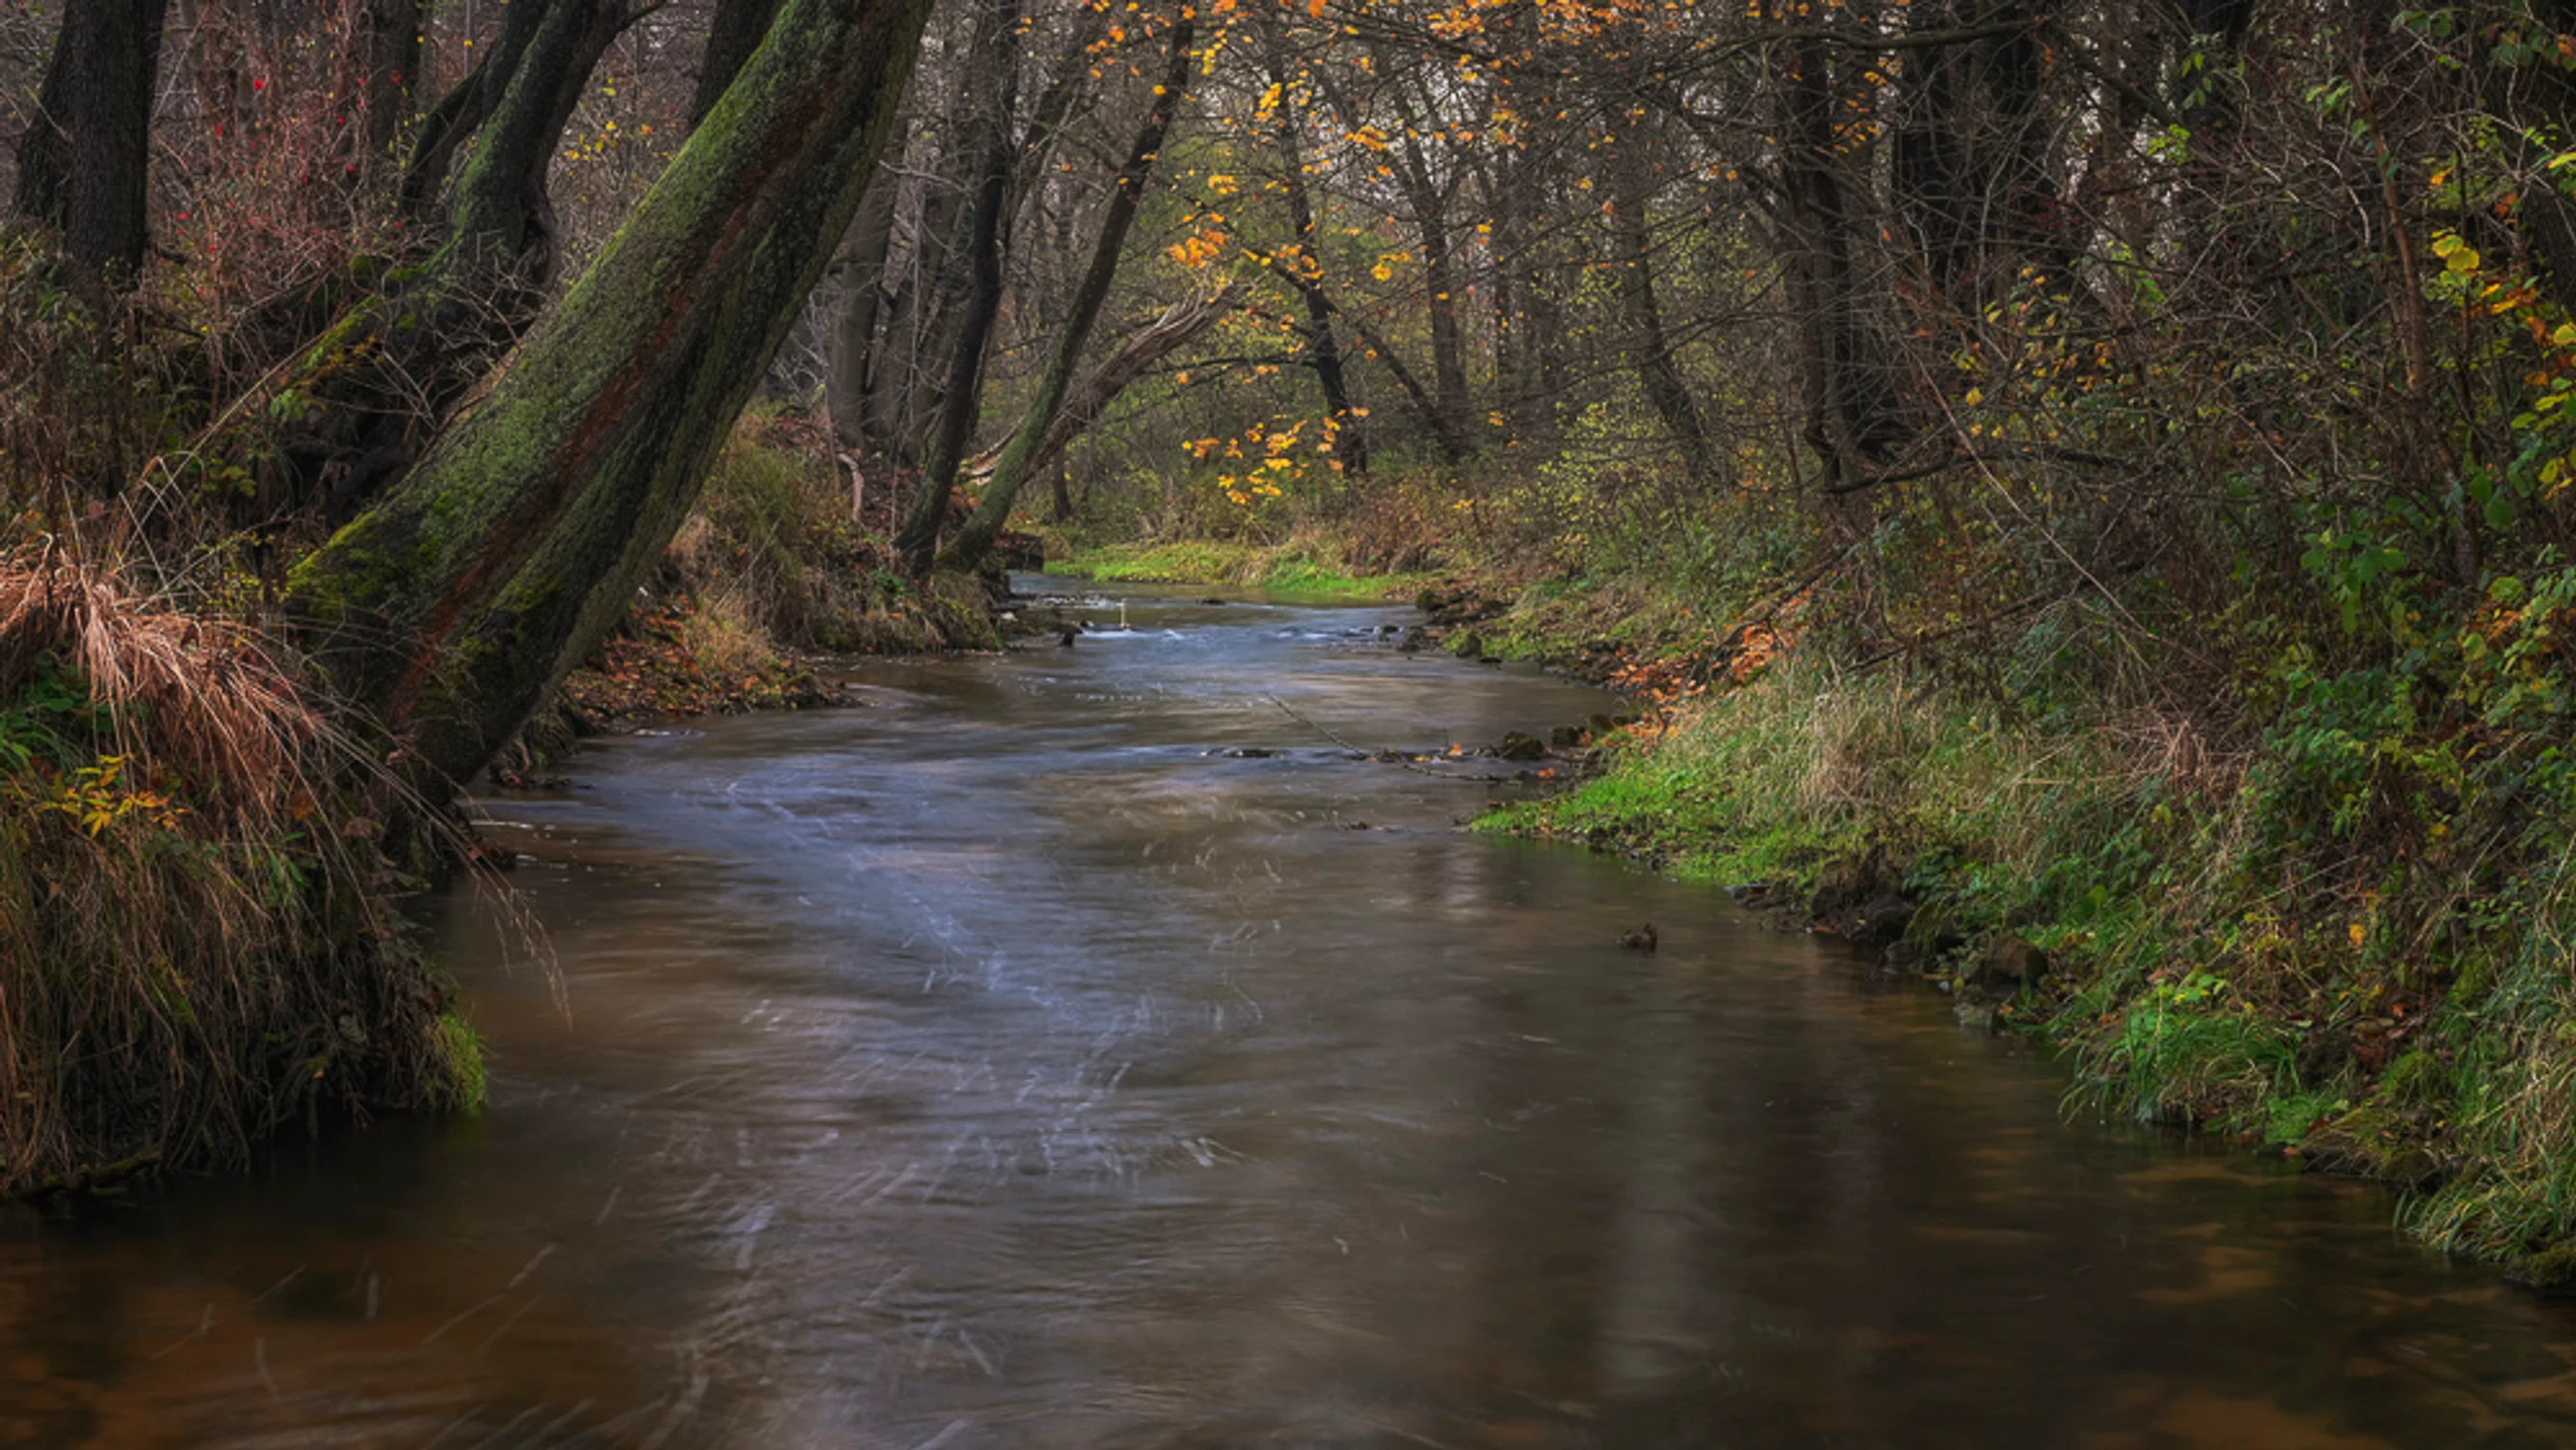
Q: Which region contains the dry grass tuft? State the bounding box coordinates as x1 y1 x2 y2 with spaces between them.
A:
0 538 319 820
0 538 476 1196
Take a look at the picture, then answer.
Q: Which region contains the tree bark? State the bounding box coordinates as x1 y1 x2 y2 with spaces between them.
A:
823 172 900 450
691 0 787 127
14 0 172 286
1609 130 1711 481
894 0 1022 574
287 0 937 788
939 14 1195 572
1269 50 1368 477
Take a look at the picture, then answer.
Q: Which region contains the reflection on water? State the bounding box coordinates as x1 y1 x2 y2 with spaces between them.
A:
8 578 2576 1448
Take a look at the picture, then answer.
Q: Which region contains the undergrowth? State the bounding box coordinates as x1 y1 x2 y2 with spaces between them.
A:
0 539 481 1194
537 412 1000 740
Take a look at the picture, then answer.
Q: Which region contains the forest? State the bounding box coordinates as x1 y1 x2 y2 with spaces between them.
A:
14 0 2576 1289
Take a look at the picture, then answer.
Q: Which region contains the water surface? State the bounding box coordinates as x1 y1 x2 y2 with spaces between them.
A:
8 579 2576 1448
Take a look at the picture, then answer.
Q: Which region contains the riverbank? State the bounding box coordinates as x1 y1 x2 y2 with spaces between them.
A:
1043 536 1436 601
0 546 483 1197
1025 512 2576 1284
495 412 1006 772
1455 583 2576 1287
0 406 1007 1195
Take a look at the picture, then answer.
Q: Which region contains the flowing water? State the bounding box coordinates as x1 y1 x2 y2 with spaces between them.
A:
12 580 2576 1448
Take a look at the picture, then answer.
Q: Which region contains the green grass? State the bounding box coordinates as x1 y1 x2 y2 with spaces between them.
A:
1482 651 2576 1274
431 1006 489 1115
1047 538 1435 599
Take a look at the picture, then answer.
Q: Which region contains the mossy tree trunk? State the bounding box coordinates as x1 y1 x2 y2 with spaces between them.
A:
286 0 935 789
273 0 637 521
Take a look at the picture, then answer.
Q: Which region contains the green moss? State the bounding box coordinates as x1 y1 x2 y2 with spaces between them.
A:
2261 1088 2339 1146
429 1007 488 1115
2381 1049 2445 1109
1050 539 1431 599
2512 1240 2576 1291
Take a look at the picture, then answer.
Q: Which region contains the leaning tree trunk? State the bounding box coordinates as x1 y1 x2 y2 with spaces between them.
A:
287 0 937 790
939 14 1195 572
893 0 1023 574
958 283 1236 492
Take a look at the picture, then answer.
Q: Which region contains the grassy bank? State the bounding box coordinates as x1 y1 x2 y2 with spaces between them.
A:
1480 637 2576 1282
1044 536 1437 600
1032 428 2576 1281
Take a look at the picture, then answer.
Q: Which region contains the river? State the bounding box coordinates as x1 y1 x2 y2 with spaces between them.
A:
7 580 2576 1447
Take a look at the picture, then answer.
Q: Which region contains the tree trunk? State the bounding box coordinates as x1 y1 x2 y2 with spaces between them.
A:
353 0 423 186
1609 131 1711 481
1384 79 1474 454
287 0 937 789
1419 216 1472 452
823 172 900 450
436 0 627 287
863 169 967 462
959 284 1235 491
1776 25 1904 488
1270 58 1368 477
939 14 1195 572
894 0 1022 574
15 0 172 286
691 0 787 127
401 0 623 248
275 0 636 524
